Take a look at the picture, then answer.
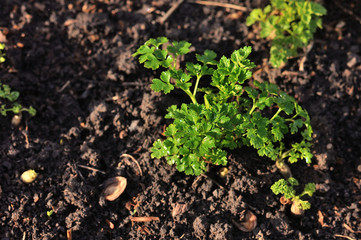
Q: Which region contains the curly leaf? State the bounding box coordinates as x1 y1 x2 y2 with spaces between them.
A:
196 50 217 65
151 71 174 94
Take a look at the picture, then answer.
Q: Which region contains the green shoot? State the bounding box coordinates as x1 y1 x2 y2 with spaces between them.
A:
246 0 327 67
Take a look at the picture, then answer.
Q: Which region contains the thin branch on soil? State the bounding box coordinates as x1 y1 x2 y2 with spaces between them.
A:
119 82 145 87
343 223 361 234
158 0 184 24
281 70 306 76
334 234 356 240
58 80 71 92
188 0 250 11
77 164 106 174
130 216 160 222
21 125 30 149
299 41 314 71
334 1 361 25
137 226 151 235
67 229 72 240
119 154 143 176
192 175 204 189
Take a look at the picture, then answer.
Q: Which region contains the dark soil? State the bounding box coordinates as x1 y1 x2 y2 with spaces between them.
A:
1 0 361 239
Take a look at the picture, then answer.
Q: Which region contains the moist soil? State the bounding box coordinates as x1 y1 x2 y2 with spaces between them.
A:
1 0 361 239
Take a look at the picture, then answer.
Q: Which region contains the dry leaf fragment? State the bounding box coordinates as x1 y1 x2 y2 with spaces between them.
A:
280 196 291 205
102 176 127 201
318 210 326 227
106 219 114 229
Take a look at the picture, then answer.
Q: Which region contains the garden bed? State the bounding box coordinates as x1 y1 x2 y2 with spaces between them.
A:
0 0 360 239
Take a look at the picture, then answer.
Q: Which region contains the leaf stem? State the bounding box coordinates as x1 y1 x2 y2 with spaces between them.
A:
185 89 197 104
270 108 282 121
193 75 202 97
249 99 257 115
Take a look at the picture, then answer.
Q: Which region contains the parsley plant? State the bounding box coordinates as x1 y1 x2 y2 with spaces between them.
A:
0 43 36 117
271 178 316 213
134 37 315 211
246 0 327 67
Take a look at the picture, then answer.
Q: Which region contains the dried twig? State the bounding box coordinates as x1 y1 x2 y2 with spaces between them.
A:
192 175 204 189
58 80 71 92
158 0 184 24
130 216 160 222
334 234 356 240
343 223 361 234
22 125 30 149
67 229 72 240
120 153 143 176
77 164 106 174
188 0 250 11
299 41 314 71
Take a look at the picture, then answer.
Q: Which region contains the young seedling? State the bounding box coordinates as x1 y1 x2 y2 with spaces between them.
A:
0 43 36 123
133 37 315 210
246 0 327 67
271 178 316 215
0 43 5 63
47 210 54 217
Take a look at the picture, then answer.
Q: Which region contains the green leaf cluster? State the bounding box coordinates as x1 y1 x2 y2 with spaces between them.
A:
133 37 313 176
134 37 315 211
271 178 316 210
246 0 327 67
0 44 36 117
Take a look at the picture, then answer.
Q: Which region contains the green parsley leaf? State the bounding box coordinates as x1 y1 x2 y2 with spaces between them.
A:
196 50 217 65
151 71 174 94
167 41 191 56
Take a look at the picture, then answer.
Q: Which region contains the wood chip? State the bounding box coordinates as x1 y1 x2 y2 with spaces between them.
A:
130 216 160 222
106 219 114 229
63 19 76 27
67 229 72 240
317 210 328 227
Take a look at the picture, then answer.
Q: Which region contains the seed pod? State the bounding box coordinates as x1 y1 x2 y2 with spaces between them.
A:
291 201 304 216
280 196 292 205
102 176 127 201
20 169 38 183
232 210 257 232
11 113 22 127
219 167 229 178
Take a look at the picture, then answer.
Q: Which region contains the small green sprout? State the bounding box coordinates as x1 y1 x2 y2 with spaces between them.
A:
246 0 327 67
271 178 316 215
0 43 5 63
0 43 36 120
47 210 54 217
